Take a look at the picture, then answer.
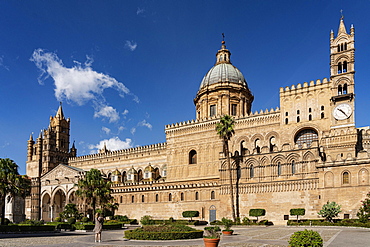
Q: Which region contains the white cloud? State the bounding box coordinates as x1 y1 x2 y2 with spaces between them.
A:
0 56 9 71
30 49 138 122
122 109 129 116
94 104 120 123
102 126 111 135
136 7 145 15
125 40 137 51
138 120 152 130
89 137 133 152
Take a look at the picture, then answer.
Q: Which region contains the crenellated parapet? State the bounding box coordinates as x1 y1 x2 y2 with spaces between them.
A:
280 78 330 95
69 142 167 163
166 107 280 137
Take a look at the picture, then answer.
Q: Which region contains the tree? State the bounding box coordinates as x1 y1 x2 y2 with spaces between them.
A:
357 191 370 222
290 208 305 222
216 115 236 222
249 209 266 222
0 158 30 225
182 211 199 221
75 169 113 219
103 202 119 217
318 201 341 223
59 203 81 220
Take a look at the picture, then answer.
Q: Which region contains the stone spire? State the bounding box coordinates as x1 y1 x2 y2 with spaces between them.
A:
55 102 65 119
338 17 347 35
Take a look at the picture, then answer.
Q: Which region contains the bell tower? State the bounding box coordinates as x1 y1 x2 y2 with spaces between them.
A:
329 17 355 128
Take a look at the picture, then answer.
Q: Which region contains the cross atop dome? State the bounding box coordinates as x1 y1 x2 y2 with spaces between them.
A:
215 34 231 65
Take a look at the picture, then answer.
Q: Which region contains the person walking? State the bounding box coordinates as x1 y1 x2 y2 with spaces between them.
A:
93 213 104 242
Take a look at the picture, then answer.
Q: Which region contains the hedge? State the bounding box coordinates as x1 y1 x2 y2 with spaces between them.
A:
0 225 56 232
287 219 370 228
249 209 266 217
124 230 203 240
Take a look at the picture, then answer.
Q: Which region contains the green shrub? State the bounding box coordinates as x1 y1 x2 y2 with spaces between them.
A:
203 226 221 239
289 229 323 247
56 223 73 230
140 215 154 225
67 217 76 224
124 225 203 240
290 208 305 221
54 217 62 222
242 217 251 225
81 217 90 223
3 218 11 225
221 217 233 231
249 209 266 221
182 211 199 221
114 215 129 222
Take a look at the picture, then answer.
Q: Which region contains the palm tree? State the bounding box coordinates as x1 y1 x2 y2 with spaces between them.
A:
216 115 236 222
0 158 31 225
75 169 113 220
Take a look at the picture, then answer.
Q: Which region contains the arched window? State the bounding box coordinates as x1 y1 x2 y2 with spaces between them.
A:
308 115 312 121
138 170 143 182
338 62 342 74
292 161 295 174
297 110 300 114
285 118 288 124
211 191 215 200
295 129 318 148
189 150 197 164
341 43 344 51
142 195 145 203
343 172 349 184
343 84 348 94
240 141 246 156
180 192 184 201
210 105 216 117
321 106 324 111
321 112 325 119
231 104 237 116
344 43 347 50
337 44 340 52
169 193 172 201
120 196 123 203
343 61 347 73
250 165 254 178
131 195 135 203
269 136 276 152
338 85 343 95
195 192 199 200
155 194 159 202
297 116 300 123
255 139 261 154
277 162 281 176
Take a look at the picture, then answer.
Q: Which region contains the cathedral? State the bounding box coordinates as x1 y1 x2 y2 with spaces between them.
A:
24 18 370 225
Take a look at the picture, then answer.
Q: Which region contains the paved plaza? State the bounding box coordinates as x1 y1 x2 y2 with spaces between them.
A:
1 226 370 247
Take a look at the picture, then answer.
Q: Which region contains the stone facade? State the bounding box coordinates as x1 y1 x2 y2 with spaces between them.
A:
25 18 370 225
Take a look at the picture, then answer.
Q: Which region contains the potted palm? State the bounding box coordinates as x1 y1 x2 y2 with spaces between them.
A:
203 226 221 247
221 217 234 235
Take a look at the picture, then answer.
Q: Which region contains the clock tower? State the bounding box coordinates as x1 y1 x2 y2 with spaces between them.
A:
330 17 355 128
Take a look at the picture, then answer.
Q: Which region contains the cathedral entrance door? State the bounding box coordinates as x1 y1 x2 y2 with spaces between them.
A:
209 205 216 223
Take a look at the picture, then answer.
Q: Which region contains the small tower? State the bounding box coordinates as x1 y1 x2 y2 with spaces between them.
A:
329 16 355 128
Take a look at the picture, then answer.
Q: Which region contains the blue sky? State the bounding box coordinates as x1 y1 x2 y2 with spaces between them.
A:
1 1 370 175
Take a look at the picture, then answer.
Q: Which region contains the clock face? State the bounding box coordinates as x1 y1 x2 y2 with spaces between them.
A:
333 103 352 120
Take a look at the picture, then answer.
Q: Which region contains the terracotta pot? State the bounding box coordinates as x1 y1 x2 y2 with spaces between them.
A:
203 238 220 247
222 230 233 235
